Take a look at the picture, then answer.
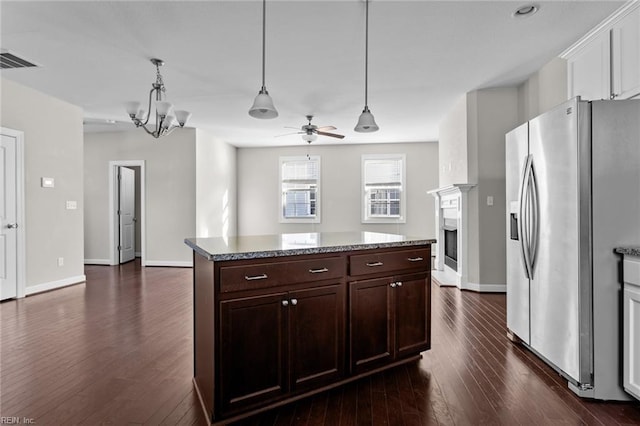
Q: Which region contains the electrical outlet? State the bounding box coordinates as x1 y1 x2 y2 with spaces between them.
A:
66 201 77 210
487 196 494 206
57 257 64 266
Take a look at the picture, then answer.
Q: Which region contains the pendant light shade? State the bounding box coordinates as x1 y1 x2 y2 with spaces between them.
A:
249 0 278 119
355 106 379 133
249 88 278 119
354 0 378 133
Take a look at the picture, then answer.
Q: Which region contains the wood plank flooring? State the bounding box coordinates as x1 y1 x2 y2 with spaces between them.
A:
1 260 639 425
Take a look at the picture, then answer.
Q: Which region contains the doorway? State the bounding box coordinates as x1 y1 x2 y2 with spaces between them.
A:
109 161 145 266
1 127 25 300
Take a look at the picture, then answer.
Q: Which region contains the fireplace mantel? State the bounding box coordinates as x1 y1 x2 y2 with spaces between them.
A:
427 184 476 289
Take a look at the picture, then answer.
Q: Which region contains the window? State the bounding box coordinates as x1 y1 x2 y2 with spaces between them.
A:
362 154 406 223
280 156 321 223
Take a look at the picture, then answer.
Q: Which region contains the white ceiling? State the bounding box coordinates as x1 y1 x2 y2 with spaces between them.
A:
0 1 624 147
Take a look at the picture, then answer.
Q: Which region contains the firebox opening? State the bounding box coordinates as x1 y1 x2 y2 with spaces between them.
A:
444 228 458 272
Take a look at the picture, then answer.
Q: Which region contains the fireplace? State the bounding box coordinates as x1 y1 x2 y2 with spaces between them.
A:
444 227 458 271
427 183 475 289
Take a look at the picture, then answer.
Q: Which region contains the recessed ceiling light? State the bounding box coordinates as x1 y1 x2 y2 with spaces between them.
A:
513 4 539 18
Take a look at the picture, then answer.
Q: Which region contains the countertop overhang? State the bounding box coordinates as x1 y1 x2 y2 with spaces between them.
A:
616 246 640 257
185 232 436 261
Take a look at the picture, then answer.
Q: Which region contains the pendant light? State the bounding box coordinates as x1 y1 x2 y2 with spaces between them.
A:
354 0 379 132
249 0 278 119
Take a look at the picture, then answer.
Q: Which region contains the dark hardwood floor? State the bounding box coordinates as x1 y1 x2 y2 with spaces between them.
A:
1 260 639 425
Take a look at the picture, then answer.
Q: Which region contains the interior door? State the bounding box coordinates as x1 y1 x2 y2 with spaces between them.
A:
118 166 136 263
1 133 18 300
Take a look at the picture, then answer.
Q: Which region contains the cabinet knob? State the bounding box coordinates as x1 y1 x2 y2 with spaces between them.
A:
291 299 298 306
396 282 403 287
6 223 18 229
390 282 397 288
282 300 289 307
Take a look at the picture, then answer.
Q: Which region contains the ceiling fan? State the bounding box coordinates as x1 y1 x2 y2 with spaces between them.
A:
280 115 345 143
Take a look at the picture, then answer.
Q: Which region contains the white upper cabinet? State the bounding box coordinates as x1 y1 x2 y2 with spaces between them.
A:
567 4 640 101
612 7 640 99
568 30 611 100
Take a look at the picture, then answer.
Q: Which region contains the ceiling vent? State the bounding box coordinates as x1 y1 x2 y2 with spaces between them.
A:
0 52 38 69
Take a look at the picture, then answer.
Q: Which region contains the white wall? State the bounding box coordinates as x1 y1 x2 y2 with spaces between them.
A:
84 129 197 266
0 78 85 293
237 142 438 238
438 95 469 187
195 129 237 239
519 57 568 122
438 88 519 291
467 88 519 288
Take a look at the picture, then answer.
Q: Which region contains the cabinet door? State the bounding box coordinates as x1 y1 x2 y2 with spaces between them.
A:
624 284 640 400
350 278 394 373
219 293 288 415
395 273 431 359
612 7 640 99
289 284 345 391
568 30 610 100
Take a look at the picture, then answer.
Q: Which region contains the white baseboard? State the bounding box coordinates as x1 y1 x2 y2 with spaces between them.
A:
465 281 506 293
145 260 193 268
26 275 86 296
84 259 111 265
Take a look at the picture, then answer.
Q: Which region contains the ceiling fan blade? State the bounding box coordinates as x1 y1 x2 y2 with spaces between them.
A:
275 131 303 137
316 131 345 139
316 125 337 132
284 126 301 130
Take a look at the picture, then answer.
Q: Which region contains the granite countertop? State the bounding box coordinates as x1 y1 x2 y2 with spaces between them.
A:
616 246 640 257
185 231 436 261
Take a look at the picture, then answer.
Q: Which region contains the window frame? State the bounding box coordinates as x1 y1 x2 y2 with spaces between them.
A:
279 155 321 224
361 153 406 224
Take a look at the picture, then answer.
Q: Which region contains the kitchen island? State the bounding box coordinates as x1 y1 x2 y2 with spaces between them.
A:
185 232 435 424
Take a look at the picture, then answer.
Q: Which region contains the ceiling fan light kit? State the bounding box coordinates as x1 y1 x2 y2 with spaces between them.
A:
354 0 379 133
125 58 191 139
249 0 278 119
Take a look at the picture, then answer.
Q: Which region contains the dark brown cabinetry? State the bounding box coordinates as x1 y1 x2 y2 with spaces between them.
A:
191 243 431 424
350 272 430 373
218 283 345 416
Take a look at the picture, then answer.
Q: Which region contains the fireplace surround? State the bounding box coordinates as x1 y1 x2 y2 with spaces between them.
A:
428 184 475 289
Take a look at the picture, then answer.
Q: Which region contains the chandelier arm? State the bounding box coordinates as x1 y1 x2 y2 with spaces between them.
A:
138 123 160 139
141 87 156 127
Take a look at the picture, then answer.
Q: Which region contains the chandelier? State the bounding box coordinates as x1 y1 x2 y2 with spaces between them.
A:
125 58 191 138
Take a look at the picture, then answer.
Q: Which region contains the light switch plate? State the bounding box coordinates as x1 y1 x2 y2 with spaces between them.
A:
41 177 55 188
66 201 77 210
487 196 494 206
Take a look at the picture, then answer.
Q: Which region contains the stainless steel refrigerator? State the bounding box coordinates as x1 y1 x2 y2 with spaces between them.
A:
505 97 640 400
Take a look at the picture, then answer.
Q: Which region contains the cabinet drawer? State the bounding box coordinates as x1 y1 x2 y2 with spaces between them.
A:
349 248 430 277
220 256 345 293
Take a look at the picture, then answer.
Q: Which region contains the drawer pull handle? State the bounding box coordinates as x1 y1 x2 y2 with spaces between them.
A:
309 267 329 274
366 261 384 267
245 273 268 281
407 257 424 262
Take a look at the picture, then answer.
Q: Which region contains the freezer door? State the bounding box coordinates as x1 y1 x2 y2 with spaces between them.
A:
505 122 530 344
528 98 592 385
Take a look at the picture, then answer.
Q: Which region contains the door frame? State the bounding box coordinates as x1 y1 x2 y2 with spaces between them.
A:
1 127 26 298
109 160 146 266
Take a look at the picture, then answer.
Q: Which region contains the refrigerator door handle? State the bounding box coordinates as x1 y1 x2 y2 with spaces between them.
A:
528 158 539 277
518 154 533 279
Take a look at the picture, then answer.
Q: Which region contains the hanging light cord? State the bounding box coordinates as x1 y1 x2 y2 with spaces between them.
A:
261 0 267 90
364 0 369 108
